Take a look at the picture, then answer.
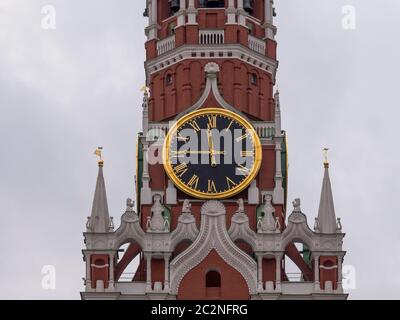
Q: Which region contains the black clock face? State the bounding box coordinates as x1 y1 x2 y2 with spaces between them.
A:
163 109 262 199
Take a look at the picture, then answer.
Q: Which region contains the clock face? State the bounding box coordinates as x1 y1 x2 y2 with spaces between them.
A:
163 108 262 199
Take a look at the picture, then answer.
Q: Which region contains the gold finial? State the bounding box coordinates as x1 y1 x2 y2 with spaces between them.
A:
94 147 104 167
323 148 329 168
140 85 149 94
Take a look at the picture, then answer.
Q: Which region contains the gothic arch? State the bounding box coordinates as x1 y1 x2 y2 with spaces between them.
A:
169 201 258 295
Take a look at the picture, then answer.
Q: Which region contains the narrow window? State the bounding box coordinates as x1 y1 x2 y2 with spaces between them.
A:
250 73 258 86
166 74 173 86
206 270 221 288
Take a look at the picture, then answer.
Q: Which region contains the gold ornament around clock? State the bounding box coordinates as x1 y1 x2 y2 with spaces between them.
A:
163 108 262 199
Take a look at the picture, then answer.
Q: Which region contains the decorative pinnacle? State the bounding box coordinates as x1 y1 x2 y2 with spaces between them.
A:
94 147 104 167
323 148 329 168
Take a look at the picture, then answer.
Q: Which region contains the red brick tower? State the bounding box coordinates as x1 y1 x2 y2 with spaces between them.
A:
82 1 347 300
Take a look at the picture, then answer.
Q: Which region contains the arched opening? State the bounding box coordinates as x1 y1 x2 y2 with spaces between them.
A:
205 269 221 297
234 240 254 258
284 242 313 282
115 242 145 282
206 270 221 287
166 73 173 86
173 239 193 259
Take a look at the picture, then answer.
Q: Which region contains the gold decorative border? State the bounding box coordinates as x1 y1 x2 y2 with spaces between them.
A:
162 108 262 200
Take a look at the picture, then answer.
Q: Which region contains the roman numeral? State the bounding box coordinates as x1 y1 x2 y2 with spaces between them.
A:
237 164 250 176
226 177 237 189
207 115 217 129
174 162 188 177
189 120 201 132
241 150 254 157
208 180 217 193
187 175 200 189
236 132 250 142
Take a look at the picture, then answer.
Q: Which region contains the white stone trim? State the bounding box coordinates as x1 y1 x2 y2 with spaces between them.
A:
145 44 278 82
170 201 258 296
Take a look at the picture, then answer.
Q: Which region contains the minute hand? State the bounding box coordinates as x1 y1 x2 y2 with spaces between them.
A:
172 150 225 155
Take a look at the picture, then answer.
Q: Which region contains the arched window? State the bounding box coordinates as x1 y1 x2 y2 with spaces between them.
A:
166 74 173 86
170 0 180 15
243 0 254 14
250 73 258 86
206 270 221 288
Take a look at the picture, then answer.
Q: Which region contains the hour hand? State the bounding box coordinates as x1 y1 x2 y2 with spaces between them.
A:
207 129 218 167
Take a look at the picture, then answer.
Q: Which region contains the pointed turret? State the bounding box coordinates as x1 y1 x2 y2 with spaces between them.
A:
316 150 338 234
87 149 110 233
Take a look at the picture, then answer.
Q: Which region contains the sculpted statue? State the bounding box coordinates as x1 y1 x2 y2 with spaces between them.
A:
86 217 91 231
109 217 115 231
258 195 278 233
126 198 135 211
336 218 343 232
236 198 245 214
182 199 192 214
147 194 169 232
292 198 301 212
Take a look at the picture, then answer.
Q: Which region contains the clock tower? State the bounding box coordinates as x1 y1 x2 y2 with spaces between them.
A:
82 0 348 300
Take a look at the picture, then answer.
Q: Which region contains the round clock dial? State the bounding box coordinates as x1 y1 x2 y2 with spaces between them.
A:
163 108 262 199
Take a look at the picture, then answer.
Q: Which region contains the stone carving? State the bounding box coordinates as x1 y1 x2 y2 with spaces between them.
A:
147 194 170 233
109 217 114 232
237 198 245 213
314 218 320 233
170 200 258 295
231 199 249 224
204 62 220 76
257 195 279 233
177 199 196 224
126 198 135 211
292 198 301 212
182 199 192 213
86 217 91 231
336 218 342 232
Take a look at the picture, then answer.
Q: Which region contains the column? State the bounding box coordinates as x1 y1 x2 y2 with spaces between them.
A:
146 254 152 292
166 179 177 204
264 0 272 23
164 255 170 291
227 0 236 25
314 255 320 291
337 255 343 292
263 0 276 40
248 180 260 205
108 253 115 291
257 255 263 291
147 0 158 40
177 0 187 26
237 0 246 26
275 255 282 291
273 141 284 204
187 0 197 25
141 143 152 204
86 254 92 291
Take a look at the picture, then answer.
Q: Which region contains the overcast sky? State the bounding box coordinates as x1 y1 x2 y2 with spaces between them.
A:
0 0 399 300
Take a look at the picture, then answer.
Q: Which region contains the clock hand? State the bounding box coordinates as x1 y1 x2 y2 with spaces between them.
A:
207 129 218 167
171 150 225 156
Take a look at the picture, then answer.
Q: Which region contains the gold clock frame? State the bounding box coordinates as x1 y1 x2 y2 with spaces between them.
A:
162 108 262 200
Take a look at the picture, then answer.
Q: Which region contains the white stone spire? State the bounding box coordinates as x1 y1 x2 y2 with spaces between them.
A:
87 160 111 233
316 158 338 234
